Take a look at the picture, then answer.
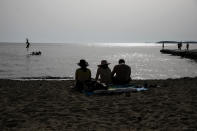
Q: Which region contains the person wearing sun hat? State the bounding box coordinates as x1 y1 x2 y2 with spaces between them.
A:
75 59 91 91
95 60 112 85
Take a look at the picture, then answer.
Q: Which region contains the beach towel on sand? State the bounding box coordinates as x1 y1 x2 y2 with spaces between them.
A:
83 84 148 96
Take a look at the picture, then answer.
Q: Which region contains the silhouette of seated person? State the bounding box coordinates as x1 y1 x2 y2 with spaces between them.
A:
75 59 91 92
95 60 112 85
111 59 131 85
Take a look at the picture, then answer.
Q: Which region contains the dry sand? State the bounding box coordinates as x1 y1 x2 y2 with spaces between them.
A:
0 77 197 131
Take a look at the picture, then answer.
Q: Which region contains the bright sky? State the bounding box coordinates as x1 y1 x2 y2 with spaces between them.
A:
0 0 197 43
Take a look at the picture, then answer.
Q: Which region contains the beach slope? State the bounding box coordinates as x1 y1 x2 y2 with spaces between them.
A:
0 78 197 130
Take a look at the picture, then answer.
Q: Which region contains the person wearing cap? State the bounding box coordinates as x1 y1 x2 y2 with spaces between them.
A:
111 59 131 85
75 59 91 91
95 60 112 85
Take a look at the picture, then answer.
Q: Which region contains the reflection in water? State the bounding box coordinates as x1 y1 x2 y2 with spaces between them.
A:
0 43 197 79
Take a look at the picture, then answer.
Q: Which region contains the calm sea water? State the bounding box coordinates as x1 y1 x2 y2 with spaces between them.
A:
0 42 197 79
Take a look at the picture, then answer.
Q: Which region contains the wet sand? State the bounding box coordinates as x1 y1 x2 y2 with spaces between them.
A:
0 77 197 130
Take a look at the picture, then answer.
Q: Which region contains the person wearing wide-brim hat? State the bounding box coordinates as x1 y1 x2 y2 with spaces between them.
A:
95 60 112 85
97 60 110 67
77 59 89 67
75 59 91 91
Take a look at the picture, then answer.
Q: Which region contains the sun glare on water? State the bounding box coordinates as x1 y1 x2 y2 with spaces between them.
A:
87 43 158 47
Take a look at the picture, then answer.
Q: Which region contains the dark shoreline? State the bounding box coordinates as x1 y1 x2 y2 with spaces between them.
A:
2 76 197 81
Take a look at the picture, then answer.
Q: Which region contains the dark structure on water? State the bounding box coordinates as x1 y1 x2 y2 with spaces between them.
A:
158 41 197 59
160 49 197 59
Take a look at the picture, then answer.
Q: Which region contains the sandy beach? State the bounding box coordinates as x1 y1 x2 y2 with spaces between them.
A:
0 77 197 131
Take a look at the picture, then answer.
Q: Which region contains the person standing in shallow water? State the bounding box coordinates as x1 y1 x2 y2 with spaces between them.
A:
186 43 189 50
75 59 91 92
111 59 131 85
178 42 182 50
26 38 30 51
95 60 112 85
162 43 164 49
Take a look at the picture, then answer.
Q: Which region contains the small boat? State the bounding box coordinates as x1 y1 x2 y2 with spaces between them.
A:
30 51 42 55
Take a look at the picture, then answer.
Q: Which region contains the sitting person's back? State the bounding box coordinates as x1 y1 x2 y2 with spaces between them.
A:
95 60 112 85
75 59 91 91
111 59 131 84
76 68 91 82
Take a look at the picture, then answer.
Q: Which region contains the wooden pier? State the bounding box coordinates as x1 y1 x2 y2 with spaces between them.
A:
160 49 197 59
157 41 197 60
